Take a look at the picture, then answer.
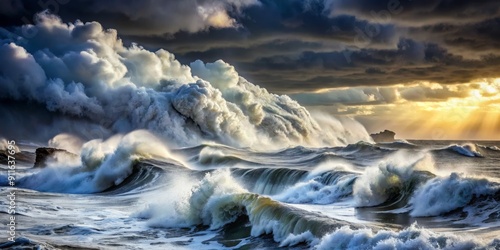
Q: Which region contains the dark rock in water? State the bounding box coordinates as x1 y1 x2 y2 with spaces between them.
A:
0 151 7 165
34 147 77 168
0 150 36 165
370 130 396 143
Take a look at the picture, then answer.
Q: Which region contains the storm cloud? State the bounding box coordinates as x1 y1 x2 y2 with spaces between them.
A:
1 0 499 140
2 0 499 96
0 12 371 146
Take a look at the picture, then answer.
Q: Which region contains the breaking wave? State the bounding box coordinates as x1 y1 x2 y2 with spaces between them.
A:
14 131 178 194
0 12 370 149
313 223 497 250
137 169 498 249
444 144 483 157
0 11 498 250
410 173 500 217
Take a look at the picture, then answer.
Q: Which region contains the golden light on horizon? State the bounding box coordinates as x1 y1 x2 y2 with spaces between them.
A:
363 79 500 140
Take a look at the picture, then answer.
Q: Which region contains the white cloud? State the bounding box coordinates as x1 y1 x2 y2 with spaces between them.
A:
290 87 400 106
86 0 260 34
0 12 371 148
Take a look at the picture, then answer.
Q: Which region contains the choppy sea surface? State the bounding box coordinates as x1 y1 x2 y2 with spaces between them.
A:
1 139 500 249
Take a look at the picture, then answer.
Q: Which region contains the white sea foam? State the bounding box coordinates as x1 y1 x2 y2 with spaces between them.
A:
313 223 489 250
18 130 174 193
0 137 20 153
410 173 500 217
447 143 483 157
274 173 356 204
48 133 85 154
139 169 497 249
0 12 370 149
137 169 247 228
353 151 433 207
273 161 358 204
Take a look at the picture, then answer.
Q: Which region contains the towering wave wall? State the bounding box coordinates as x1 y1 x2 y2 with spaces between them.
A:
0 12 370 148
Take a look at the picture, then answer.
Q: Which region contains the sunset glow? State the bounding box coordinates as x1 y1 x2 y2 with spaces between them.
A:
404 79 499 139
1 1 500 249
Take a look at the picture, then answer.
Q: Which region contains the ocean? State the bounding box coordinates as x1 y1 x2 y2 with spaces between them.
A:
0 9 499 250
1 138 499 249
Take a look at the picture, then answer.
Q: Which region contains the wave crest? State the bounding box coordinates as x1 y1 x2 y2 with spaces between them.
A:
0 12 370 149
410 173 500 217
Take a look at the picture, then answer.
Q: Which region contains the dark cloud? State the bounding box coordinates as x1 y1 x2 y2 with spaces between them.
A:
0 13 373 147
408 18 500 58
0 0 25 17
324 0 500 26
0 0 260 34
234 41 500 93
399 85 469 102
289 82 482 107
1 0 499 95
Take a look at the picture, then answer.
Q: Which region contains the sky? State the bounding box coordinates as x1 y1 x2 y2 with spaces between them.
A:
1 0 499 140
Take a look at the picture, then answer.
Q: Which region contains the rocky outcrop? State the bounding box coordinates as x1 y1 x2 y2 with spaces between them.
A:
0 151 7 165
370 130 396 143
0 150 35 165
34 147 77 168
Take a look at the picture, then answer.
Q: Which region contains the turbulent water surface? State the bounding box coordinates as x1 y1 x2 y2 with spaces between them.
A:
1 138 499 249
0 12 499 250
